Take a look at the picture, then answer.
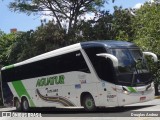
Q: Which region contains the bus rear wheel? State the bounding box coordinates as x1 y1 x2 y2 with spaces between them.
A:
15 99 21 111
82 94 96 111
21 98 30 112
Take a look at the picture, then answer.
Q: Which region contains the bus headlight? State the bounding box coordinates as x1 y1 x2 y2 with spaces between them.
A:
123 90 131 95
122 87 131 95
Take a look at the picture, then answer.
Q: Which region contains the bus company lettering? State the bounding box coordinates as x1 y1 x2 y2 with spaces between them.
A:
36 75 65 87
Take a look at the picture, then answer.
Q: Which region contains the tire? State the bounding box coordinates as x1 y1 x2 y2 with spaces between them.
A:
82 94 96 111
21 98 30 112
15 99 21 111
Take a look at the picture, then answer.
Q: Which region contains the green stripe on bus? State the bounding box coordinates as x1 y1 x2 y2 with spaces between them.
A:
127 87 137 93
5 65 14 70
12 81 35 107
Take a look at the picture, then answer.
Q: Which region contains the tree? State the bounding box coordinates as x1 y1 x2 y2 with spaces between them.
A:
91 11 113 40
76 7 135 41
7 21 66 63
7 31 35 63
77 10 113 40
9 0 110 34
133 2 160 54
112 6 135 41
0 31 17 65
32 21 66 55
133 2 160 95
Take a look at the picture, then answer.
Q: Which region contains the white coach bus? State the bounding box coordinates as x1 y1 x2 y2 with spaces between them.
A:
1 40 158 111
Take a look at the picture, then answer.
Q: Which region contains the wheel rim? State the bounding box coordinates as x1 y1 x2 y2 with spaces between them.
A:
23 100 29 110
85 98 93 109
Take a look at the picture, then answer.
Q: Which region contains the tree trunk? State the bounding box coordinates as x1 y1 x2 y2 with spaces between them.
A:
154 83 159 96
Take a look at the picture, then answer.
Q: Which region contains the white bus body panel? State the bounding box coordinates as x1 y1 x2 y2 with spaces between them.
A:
8 71 100 108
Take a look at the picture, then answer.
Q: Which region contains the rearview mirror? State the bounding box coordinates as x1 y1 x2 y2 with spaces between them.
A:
96 53 118 67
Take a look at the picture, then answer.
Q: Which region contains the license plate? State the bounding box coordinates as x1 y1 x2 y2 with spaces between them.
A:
140 96 146 102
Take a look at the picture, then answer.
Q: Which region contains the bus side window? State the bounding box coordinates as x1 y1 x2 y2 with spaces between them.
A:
84 46 116 84
7 50 90 81
72 51 90 73
59 51 90 74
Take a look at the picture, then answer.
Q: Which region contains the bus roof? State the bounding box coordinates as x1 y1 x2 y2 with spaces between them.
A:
1 40 138 70
81 40 138 48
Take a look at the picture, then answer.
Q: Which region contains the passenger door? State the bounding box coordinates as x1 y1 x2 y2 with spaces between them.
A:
96 57 118 107
83 46 118 107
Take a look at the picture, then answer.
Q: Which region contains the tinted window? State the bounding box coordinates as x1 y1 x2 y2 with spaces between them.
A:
84 46 116 83
1 51 90 82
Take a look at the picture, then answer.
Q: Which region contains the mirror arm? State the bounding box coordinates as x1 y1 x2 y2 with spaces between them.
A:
143 52 158 62
96 53 118 67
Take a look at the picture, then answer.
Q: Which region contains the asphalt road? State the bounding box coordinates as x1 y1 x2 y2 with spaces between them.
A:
0 99 160 120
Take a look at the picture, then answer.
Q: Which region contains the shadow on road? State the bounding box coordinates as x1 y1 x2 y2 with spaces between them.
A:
10 105 155 114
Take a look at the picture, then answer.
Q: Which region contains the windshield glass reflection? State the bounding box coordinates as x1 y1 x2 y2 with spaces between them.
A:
110 48 151 86
110 49 148 73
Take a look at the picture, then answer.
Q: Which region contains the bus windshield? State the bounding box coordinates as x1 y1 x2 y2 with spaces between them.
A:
110 49 148 73
110 48 151 86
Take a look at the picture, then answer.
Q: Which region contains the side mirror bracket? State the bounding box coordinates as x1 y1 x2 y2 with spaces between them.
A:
96 53 118 67
143 52 158 62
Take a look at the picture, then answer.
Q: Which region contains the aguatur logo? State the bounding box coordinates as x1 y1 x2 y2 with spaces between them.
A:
36 75 65 87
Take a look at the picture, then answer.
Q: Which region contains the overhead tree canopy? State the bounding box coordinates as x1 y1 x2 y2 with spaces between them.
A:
77 10 113 40
9 0 113 33
112 6 134 41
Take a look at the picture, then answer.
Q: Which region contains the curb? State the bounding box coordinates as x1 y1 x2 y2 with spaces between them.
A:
155 96 160 99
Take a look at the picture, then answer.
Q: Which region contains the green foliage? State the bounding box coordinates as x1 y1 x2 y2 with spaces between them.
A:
32 21 66 55
7 31 35 63
7 22 66 64
76 8 134 41
112 6 135 41
0 31 17 65
133 2 160 89
133 2 160 54
90 11 114 40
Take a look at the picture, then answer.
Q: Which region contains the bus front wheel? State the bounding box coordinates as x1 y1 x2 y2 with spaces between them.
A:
21 98 30 112
82 94 96 111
